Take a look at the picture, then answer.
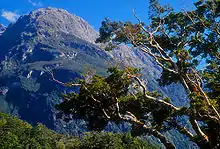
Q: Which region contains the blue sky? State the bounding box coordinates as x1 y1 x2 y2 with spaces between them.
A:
0 0 195 30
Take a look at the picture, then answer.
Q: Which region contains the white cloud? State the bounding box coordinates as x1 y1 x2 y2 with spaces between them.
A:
28 0 43 7
1 10 20 23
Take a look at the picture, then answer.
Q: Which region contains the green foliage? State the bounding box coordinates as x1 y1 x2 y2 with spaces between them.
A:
189 92 208 112
81 132 156 149
0 112 60 148
57 66 174 136
57 67 143 130
0 112 32 149
0 112 157 149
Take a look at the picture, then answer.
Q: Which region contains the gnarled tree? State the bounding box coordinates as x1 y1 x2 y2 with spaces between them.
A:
56 0 220 149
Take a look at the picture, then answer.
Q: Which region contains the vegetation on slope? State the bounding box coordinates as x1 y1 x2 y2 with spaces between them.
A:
0 112 157 149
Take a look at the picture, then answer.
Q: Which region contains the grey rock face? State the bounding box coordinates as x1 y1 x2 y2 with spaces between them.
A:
30 8 99 44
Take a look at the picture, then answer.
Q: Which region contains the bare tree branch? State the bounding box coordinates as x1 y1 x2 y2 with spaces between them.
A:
47 70 81 87
131 10 179 73
190 118 210 143
175 123 194 139
127 74 180 111
115 97 122 119
122 111 176 149
183 9 196 26
197 83 220 120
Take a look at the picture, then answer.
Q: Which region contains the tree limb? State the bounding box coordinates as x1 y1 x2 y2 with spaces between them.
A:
189 117 210 143
122 111 176 149
128 74 180 111
47 70 81 87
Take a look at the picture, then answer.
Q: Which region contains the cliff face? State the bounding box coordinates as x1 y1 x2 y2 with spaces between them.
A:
0 7 191 148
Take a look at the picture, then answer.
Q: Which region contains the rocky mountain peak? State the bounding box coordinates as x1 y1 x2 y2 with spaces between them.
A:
28 7 98 43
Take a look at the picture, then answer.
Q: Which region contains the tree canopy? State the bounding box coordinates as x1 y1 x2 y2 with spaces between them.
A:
56 0 220 149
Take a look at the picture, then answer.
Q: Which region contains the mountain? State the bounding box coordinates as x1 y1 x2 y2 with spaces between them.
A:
0 7 111 130
0 7 194 148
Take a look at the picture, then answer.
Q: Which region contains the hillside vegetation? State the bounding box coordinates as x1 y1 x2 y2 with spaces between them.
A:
0 112 157 149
